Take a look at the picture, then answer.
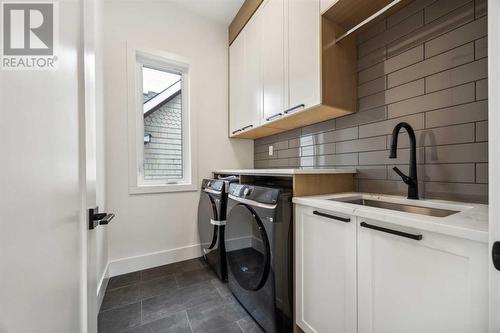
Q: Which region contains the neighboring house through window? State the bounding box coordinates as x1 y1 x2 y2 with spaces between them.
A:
127 46 196 193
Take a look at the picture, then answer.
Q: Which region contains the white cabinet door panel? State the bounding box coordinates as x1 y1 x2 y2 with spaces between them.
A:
229 32 246 135
262 0 285 123
288 0 321 112
296 206 357 333
242 13 263 130
357 219 488 333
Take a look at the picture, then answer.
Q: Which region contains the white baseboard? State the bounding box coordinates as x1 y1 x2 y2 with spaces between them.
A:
97 263 110 311
106 236 254 278
108 243 202 277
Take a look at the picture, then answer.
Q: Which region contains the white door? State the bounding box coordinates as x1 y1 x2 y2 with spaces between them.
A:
84 0 107 332
229 31 246 135
262 0 285 124
0 1 87 332
295 206 357 333
489 2 500 333
357 218 488 333
287 0 321 113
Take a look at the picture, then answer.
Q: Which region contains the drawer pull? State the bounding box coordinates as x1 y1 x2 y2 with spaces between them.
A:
241 124 253 131
313 210 350 223
266 112 283 121
284 103 305 114
232 129 242 135
360 222 422 241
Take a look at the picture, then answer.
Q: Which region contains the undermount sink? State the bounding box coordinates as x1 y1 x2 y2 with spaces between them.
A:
332 198 459 218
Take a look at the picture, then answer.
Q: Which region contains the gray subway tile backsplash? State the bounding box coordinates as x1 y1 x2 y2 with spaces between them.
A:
475 36 487 59
425 15 487 57
387 82 475 118
253 0 488 203
424 100 487 127
424 58 487 93
387 42 474 88
387 1 474 57
424 0 471 24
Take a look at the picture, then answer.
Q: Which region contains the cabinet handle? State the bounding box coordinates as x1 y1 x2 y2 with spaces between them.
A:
313 210 350 223
232 129 242 135
360 222 422 241
265 112 283 121
284 104 305 114
241 124 253 131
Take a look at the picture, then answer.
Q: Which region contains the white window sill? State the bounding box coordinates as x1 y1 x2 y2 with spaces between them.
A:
129 183 197 194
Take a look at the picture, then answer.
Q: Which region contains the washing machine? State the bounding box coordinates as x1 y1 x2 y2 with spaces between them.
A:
225 183 293 333
197 177 238 280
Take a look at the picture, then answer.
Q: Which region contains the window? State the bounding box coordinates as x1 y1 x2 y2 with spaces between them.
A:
127 46 196 193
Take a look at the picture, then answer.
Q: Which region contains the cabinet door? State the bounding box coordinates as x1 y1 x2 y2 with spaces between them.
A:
357 218 488 333
242 13 262 131
262 0 285 124
287 0 321 113
295 205 357 333
229 32 246 136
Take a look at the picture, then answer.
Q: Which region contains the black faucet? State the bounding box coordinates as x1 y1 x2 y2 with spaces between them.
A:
389 122 419 200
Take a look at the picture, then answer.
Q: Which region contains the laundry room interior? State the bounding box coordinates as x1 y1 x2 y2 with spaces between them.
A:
2 0 500 332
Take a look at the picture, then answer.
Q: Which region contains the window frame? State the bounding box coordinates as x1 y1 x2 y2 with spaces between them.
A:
127 44 197 194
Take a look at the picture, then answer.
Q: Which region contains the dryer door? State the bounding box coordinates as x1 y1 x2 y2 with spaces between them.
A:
226 203 271 291
197 191 220 258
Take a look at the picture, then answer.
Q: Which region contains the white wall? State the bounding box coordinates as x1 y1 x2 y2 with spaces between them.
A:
103 0 253 275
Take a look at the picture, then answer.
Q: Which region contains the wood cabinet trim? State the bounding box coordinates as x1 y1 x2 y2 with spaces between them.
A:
229 0 264 45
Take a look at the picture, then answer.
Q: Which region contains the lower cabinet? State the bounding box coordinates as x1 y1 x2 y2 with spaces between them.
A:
357 218 488 333
295 205 489 333
295 205 357 333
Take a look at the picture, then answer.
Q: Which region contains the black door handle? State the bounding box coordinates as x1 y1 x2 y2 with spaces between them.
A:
89 207 116 230
313 210 350 222
360 222 422 240
493 242 500 271
99 214 115 225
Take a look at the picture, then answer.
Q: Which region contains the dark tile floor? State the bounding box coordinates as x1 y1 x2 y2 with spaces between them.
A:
98 258 264 333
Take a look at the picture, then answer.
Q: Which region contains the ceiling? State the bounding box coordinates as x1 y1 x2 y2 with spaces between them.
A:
170 0 244 25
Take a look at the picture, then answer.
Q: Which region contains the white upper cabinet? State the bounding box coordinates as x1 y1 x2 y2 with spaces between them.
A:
287 0 321 113
357 218 488 333
243 13 263 132
295 205 357 333
262 0 286 124
229 32 246 135
229 13 262 136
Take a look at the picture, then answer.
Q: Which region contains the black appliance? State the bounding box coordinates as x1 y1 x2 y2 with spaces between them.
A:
197 177 238 280
225 183 292 333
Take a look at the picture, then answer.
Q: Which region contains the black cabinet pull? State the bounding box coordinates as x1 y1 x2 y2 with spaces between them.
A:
232 129 242 135
284 103 305 114
241 124 253 130
360 222 422 240
313 210 350 223
266 112 282 121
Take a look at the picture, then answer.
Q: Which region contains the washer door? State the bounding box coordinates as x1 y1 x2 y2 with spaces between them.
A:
226 203 271 291
197 191 220 256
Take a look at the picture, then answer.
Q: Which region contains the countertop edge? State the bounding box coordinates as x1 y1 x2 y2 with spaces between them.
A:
213 168 357 176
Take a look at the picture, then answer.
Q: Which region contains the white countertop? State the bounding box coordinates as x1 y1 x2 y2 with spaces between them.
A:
293 192 488 243
213 168 357 176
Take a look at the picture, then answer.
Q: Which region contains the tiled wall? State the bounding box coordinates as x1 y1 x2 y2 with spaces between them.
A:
255 0 488 203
